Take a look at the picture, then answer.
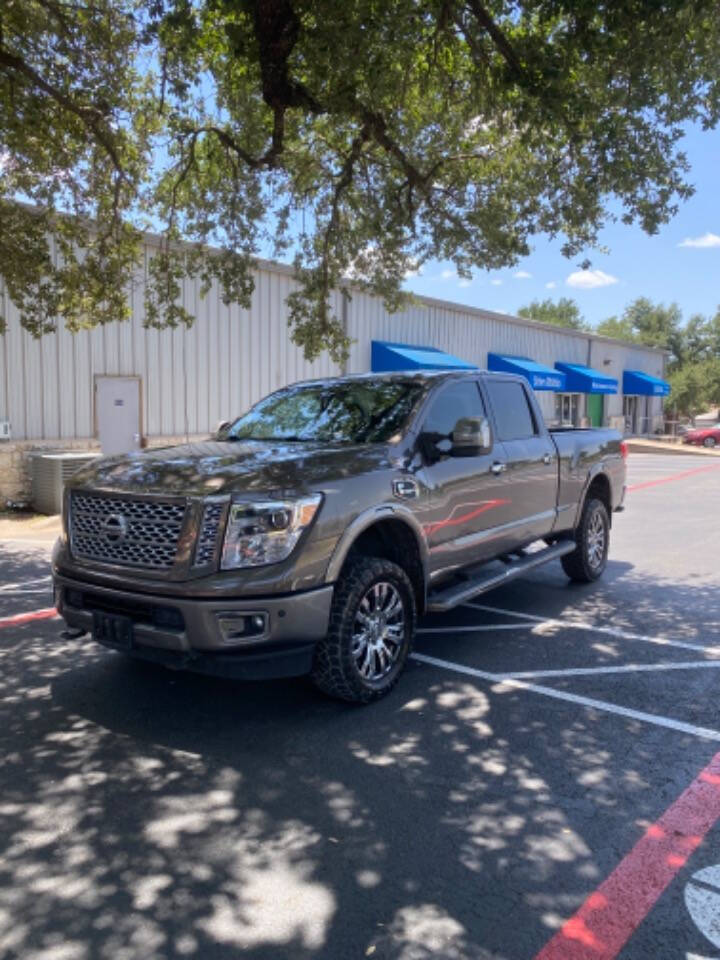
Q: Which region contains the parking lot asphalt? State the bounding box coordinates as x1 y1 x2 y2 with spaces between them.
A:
1 452 720 960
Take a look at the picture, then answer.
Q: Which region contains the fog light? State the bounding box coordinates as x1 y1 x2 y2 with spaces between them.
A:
217 612 268 645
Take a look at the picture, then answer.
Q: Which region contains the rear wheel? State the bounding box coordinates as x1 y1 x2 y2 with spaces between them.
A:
311 557 416 703
704 436 717 448
561 497 610 583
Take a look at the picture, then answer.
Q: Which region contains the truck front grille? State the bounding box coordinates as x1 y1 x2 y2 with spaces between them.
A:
69 492 187 571
194 501 225 567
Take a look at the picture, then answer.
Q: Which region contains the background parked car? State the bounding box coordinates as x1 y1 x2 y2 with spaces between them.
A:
683 424 720 447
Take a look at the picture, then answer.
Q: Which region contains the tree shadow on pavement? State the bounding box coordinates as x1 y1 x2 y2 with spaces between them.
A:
1 569 718 960
477 558 720 643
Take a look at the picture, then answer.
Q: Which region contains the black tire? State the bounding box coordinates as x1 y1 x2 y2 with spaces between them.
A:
311 557 416 703
704 437 716 448
561 497 610 583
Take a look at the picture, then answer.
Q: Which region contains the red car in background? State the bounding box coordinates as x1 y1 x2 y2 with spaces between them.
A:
683 424 720 448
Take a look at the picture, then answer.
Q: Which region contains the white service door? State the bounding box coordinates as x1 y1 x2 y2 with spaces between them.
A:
96 377 141 456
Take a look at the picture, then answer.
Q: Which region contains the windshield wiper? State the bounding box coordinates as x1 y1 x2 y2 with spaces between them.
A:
223 434 317 443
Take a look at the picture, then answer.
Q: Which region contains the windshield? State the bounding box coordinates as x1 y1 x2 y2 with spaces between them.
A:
220 379 424 444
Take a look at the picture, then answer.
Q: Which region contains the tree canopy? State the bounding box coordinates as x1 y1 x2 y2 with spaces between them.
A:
663 306 720 416
2 0 720 360
667 358 720 418
591 297 720 416
594 315 637 343
517 297 586 330
621 297 685 369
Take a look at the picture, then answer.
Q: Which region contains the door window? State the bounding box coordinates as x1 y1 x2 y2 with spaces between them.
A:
486 380 538 441
422 381 486 454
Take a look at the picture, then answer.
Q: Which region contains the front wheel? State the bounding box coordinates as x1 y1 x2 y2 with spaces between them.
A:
311 557 416 703
561 497 610 583
704 437 717 448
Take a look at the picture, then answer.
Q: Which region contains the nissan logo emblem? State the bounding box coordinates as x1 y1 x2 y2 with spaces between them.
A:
102 513 128 543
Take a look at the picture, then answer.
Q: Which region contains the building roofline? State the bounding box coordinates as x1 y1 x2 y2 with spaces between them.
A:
189 242 669 358
12 200 668 358
156 235 668 358
244 251 669 358
386 290 669 356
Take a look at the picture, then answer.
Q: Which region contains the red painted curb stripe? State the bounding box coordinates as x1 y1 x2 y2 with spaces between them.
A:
534 751 720 960
628 462 720 492
0 607 57 630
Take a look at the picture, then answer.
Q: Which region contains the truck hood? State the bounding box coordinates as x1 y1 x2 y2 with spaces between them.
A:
67 439 393 498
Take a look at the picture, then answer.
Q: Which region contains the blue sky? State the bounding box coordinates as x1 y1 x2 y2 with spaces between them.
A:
403 123 720 329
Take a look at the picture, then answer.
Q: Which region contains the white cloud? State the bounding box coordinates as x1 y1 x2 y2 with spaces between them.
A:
491 278 503 286
566 269 618 290
514 270 532 279
459 279 471 288
678 232 720 249
545 281 557 289
441 268 455 279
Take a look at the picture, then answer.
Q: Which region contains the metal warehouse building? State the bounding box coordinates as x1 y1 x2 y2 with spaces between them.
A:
0 235 668 503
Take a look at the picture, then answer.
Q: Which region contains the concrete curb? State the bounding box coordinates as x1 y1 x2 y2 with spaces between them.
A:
0 515 61 543
627 439 720 457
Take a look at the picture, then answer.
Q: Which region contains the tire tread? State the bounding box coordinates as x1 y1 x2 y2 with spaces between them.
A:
561 497 609 583
311 557 415 703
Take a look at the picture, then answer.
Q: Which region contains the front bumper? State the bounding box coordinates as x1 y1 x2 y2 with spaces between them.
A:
53 572 334 680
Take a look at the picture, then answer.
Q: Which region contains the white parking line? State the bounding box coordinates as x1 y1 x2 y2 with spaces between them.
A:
0 590 52 597
463 602 720 655
0 575 52 587
499 660 720 680
0 576 52 594
417 622 536 634
410 652 720 743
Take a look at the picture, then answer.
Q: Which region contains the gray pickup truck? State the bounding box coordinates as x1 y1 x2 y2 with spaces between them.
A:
53 370 626 702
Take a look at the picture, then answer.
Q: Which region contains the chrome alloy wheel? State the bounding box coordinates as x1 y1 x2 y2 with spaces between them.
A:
351 581 406 681
587 509 606 569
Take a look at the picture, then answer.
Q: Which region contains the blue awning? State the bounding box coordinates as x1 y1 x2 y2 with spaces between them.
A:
487 353 566 391
555 362 618 395
371 340 477 372
623 370 671 397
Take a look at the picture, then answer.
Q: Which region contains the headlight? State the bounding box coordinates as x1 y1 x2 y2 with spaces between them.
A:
220 495 322 570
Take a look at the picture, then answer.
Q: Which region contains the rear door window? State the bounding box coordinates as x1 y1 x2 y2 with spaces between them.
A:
486 380 538 441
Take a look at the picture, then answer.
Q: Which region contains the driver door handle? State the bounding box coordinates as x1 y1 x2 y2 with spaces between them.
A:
542 452 553 464
491 461 506 475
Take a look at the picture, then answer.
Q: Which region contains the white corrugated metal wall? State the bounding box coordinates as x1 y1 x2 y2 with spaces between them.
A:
0 238 665 441
0 243 342 441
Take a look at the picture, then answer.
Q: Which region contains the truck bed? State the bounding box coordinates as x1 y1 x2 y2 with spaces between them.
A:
549 427 625 533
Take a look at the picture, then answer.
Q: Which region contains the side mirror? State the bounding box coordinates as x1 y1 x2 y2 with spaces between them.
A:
216 419 231 437
451 416 491 456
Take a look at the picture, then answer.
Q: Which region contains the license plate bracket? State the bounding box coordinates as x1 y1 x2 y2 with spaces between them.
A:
92 612 134 652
